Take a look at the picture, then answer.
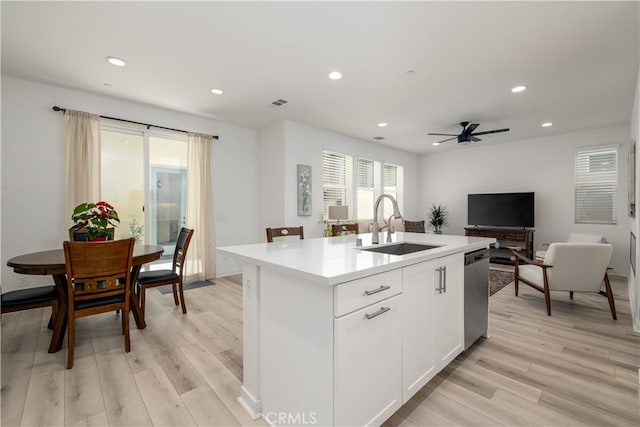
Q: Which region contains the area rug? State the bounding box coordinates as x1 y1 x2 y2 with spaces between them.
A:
489 269 514 296
157 280 214 294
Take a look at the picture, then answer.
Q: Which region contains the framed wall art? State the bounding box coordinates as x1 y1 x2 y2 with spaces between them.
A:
297 164 312 216
629 141 636 217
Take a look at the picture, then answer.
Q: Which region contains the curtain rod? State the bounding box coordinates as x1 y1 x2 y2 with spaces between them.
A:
52 106 219 140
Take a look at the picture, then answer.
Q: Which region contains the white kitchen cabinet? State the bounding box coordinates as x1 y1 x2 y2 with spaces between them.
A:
402 253 464 403
434 253 464 367
335 295 403 427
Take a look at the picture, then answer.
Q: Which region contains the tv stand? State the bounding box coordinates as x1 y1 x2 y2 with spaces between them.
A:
464 227 534 265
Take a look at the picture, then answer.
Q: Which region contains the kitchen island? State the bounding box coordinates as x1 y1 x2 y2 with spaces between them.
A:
218 232 495 426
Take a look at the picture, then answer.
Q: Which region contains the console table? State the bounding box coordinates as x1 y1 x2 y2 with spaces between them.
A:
464 227 534 265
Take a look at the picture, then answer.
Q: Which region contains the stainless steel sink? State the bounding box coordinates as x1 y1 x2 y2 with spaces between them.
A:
360 243 441 255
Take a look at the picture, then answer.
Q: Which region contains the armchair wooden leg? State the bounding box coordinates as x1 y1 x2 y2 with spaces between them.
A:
514 262 519 296
140 286 146 318
603 273 617 320
171 284 179 306
178 280 187 314
543 271 551 316
569 291 574 300
67 314 75 369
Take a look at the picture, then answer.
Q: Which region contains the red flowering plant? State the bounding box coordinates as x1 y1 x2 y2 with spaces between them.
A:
70 201 120 240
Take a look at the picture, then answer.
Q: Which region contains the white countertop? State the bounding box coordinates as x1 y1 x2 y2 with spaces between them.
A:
218 232 496 285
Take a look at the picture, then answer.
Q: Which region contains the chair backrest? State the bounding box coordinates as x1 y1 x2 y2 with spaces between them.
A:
173 227 194 275
266 226 304 243
63 238 135 308
331 223 359 236
567 232 605 244
68 227 115 241
403 220 426 233
544 243 612 292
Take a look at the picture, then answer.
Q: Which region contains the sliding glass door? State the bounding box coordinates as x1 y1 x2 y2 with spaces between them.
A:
100 126 187 257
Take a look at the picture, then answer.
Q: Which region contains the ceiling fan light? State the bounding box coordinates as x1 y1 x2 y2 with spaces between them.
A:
511 85 527 93
328 71 342 80
432 142 441 146
541 122 553 127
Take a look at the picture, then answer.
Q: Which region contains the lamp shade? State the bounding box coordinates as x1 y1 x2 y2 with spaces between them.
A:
328 205 349 220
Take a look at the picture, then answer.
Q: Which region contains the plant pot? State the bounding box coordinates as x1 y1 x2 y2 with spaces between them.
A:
434 230 443 235
89 236 109 242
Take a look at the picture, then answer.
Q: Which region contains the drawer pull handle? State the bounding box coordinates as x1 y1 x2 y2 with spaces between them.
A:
365 306 391 320
364 285 391 296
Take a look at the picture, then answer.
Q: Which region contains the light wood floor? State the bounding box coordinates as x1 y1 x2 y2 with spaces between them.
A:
2 275 638 426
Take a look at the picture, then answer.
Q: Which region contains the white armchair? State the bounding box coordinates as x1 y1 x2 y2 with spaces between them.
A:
513 242 616 319
535 232 605 261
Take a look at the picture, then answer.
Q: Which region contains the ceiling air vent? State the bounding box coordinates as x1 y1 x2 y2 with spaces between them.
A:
372 136 385 141
270 98 289 107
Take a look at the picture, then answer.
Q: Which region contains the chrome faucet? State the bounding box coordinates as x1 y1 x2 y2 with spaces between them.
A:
371 194 402 244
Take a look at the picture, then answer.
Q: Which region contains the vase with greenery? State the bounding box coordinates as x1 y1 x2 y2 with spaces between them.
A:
70 201 120 240
429 203 448 234
318 213 332 237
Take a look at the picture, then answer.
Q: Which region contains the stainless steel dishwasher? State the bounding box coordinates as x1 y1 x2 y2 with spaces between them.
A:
464 248 490 350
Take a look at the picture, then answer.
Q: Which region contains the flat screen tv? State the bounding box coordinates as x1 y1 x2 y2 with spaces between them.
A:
468 192 535 228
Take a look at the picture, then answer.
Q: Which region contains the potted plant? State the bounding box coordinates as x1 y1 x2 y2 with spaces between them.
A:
70 201 120 241
429 204 448 234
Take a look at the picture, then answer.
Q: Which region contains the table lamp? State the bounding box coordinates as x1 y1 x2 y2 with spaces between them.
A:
328 205 349 224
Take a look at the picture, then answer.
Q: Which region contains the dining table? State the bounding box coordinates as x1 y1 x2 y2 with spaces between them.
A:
6 244 164 353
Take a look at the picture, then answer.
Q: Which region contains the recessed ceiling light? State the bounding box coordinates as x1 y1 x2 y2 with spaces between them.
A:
377 122 388 127
432 142 441 146
211 88 224 95
511 85 527 93
328 71 342 80
103 83 112 88
106 56 126 67
541 122 553 127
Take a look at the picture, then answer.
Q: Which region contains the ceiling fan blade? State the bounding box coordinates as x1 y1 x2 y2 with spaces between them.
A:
436 137 458 144
464 123 479 135
428 133 457 136
470 136 482 142
471 128 510 136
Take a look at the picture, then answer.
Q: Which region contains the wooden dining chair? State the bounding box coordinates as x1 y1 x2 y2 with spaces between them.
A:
1 285 58 329
136 227 194 317
265 226 304 243
331 223 359 236
63 238 135 369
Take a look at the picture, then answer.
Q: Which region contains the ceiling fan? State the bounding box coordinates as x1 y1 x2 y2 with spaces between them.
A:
428 121 510 145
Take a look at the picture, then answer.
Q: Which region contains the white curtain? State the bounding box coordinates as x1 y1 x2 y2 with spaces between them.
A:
64 109 101 221
186 132 215 280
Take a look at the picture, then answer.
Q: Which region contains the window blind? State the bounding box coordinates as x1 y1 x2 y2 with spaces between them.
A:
356 159 375 219
575 147 617 224
323 151 352 217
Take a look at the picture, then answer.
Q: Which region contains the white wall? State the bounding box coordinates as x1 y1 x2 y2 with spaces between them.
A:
257 122 286 240
1 76 259 288
630 66 640 332
279 120 420 237
419 124 631 274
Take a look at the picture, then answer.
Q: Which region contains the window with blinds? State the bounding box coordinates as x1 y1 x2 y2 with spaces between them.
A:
575 147 617 224
356 158 376 219
382 163 404 219
322 151 353 218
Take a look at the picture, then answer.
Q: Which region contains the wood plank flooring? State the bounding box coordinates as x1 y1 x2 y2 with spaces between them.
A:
2 275 638 426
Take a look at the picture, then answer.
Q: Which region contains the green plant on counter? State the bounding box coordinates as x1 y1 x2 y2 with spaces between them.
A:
429 203 448 234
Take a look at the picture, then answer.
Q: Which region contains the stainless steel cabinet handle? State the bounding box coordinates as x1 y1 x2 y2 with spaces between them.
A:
365 306 391 320
435 267 443 294
364 285 391 296
443 266 447 293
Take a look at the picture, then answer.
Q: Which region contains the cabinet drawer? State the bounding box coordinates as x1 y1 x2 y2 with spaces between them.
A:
334 269 402 317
